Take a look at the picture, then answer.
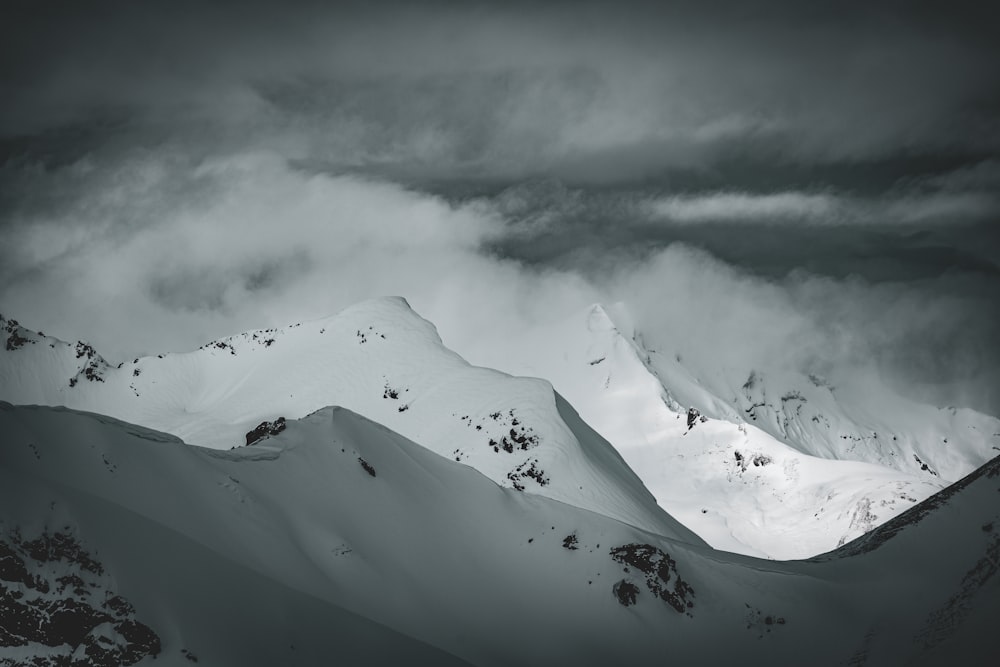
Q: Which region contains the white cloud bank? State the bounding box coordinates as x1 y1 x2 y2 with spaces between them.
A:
1 148 996 415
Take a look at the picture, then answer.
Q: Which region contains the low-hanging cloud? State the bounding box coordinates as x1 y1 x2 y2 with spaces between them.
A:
0 149 596 362
608 243 999 413
649 190 1000 226
2 146 997 416
1 1 997 417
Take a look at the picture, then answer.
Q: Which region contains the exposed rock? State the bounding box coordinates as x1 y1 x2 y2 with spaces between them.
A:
506 459 549 491
0 530 159 665
609 543 695 614
358 457 376 477
613 579 639 607
21 532 104 575
3 318 36 351
913 454 939 476
734 451 772 473
245 417 287 446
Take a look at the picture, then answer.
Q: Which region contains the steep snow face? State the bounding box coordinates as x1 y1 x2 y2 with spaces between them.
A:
644 351 999 482
1 403 997 666
0 301 694 542
456 303 1000 559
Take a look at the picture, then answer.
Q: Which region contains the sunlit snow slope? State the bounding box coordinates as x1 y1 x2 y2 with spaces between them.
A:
0 301 694 541
1 403 997 666
461 303 1000 558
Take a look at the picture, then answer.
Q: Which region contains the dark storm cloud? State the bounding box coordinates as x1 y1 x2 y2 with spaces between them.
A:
2 0 998 180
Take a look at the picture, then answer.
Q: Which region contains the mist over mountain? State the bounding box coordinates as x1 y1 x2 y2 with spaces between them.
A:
1 0 997 415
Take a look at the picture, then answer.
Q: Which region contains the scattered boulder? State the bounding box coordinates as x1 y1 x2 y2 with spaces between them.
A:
358 457 376 477
913 454 939 476
613 580 640 607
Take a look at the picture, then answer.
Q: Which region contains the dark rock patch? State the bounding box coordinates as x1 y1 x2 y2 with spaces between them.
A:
613 580 639 607
5 330 32 351
56 574 88 597
103 595 135 618
75 341 97 360
686 407 700 430
460 410 539 454
609 543 695 614
507 459 549 491
913 454 939 476
734 450 772 473
358 457 376 477
1 317 36 351
21 532 104 575
245 417 287 446
0 530 159 665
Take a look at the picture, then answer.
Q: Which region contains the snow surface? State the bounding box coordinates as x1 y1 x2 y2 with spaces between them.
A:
3 300 998 559
1 402 997 666
0 301 697 543
445 303 1000 558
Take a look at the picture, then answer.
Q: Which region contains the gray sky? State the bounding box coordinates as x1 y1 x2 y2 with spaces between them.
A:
1 0 998 413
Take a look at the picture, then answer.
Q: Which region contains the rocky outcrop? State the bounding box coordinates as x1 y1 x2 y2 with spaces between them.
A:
2 316 36 352
245 417 287 446
609 543 695 614
0 530 160 666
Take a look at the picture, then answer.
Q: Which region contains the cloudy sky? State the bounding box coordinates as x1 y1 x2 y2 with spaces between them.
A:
2 0 998 413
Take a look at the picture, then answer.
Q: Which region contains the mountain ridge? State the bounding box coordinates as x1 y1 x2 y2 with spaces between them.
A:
2 401 998 665
3 298 998 559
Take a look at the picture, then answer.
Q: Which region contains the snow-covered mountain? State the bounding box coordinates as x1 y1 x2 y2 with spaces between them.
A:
3 299 998 560
2 401 997 666
0 300 696 543
457 303 1000 558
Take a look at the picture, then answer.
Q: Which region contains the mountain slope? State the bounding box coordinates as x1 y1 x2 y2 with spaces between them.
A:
4 300 998 560
0 301 693 542
462 303 1000 558
2 402 997 666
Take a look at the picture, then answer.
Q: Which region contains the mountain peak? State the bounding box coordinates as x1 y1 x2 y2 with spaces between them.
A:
0 297 694 541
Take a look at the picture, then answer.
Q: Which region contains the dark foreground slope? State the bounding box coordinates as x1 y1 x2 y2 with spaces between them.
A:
1 402 997 666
